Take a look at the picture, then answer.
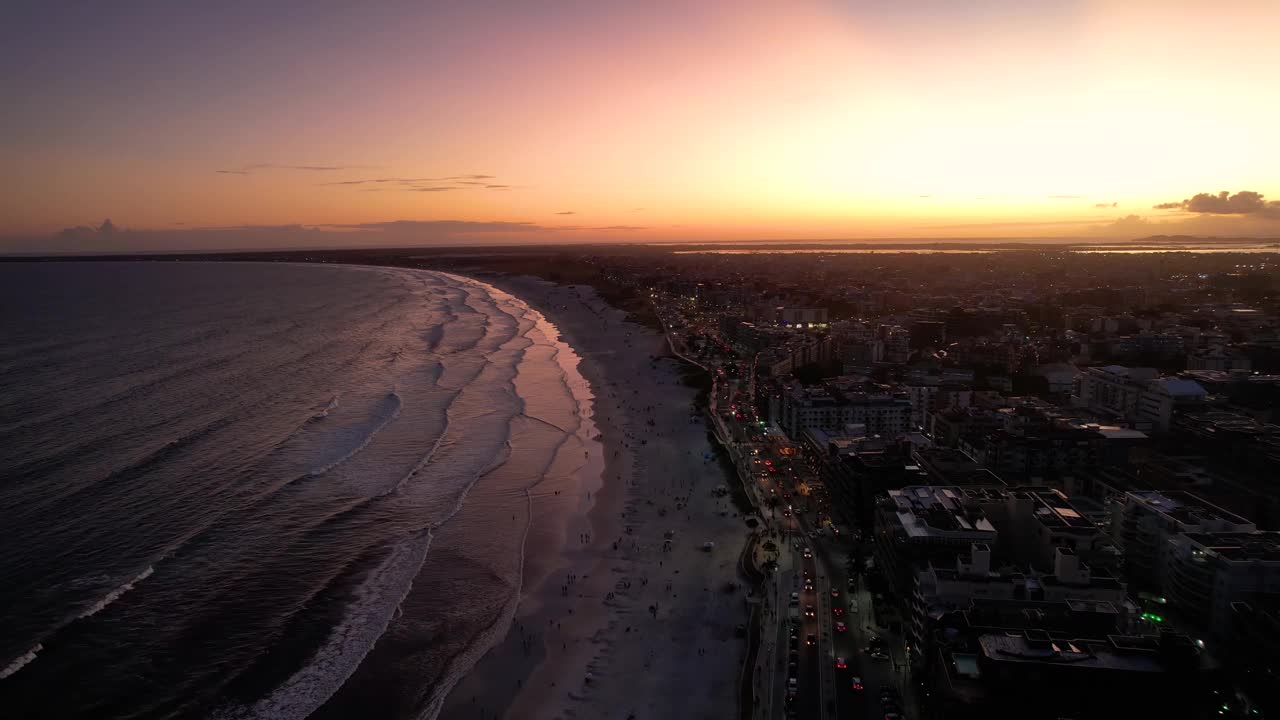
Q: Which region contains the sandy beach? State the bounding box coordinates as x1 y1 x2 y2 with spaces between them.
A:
440 275 751 720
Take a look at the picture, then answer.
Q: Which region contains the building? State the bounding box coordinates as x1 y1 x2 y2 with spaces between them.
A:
1074 365 1208 432
1116 490 1255 592
926 406 1003 448
958 427 1107 482
911 447 1004 486
874 485 999 598
958 629 1216 719
775 380 910 437
909 544 1132 659
906 383 972 428
1226 598 1280 718
810 431 928 527
774 306 828 327
977 486 1116 572
1165 531 1280 643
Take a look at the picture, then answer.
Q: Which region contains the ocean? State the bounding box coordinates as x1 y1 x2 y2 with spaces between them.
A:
0 262 600 719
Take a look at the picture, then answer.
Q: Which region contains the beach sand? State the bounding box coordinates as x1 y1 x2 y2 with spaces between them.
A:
440 276 750 720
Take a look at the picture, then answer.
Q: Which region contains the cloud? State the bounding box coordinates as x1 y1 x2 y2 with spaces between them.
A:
216 163 373 175
1094 202 1118 208
556 211 576 215
1049 195 1084 199
11 218 558 254
628 207 646 212
1153 190 1280 217
318 175 505 193
915 195 931 199
56 218 117 240
322 220 543 234
591 225 647 231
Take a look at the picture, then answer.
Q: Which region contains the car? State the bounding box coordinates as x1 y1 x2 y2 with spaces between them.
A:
789 592 799 604
805 634 817 646
830 589 840 599
835 621 847 632
804 605 816 617
850 676 864 692
835 656 847 670
787 677 797 690
802 547 813 559
832 606 844 617
869 651 889 660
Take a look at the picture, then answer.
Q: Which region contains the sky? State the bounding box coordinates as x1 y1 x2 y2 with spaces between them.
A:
2 0 1279 252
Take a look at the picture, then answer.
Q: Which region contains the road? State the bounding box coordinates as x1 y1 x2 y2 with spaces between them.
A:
658 309 918 719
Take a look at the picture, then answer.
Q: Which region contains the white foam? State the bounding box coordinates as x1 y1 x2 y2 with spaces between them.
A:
211 532 433 720
0 643 42 680
78 565 155 619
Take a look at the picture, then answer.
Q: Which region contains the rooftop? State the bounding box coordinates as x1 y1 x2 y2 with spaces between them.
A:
1126 490 1252 529
1180 531 1280 562
977 631 1195 673
887 486 998 539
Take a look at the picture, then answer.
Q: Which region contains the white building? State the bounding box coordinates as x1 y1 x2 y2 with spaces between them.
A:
909 544 1132 656
1074 365 1207 432
1165 531 1280 643
1116 490 1254 591
777 381 911 437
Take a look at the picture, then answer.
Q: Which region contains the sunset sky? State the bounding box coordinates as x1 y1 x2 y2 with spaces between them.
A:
3 0 1279 252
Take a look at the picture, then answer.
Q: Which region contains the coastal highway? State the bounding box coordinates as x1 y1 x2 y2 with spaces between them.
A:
658 315 912 719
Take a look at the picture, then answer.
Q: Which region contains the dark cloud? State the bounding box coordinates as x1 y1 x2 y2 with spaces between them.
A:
408 186 460 192
14 218 554 254
1153 190 1280 217
1048 195 1084 199
591 225 647 231
57 218 117 240
556 211 576 215
1094 202 1118 208
484 184 510 189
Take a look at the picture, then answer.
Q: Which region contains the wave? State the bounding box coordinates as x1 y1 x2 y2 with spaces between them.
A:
210 531 434 720
306 391 402 478
0 643 42 680
7 413 240 528
313 395 340 420
76 566 155 619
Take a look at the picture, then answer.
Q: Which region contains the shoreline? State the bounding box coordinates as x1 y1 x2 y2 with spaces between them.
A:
440 274 750 720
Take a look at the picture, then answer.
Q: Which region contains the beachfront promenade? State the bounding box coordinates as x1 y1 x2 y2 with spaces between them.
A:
656 299 921 720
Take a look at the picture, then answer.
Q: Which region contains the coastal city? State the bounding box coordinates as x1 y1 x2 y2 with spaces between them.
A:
544 244 1279 720
6 2 1280 720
